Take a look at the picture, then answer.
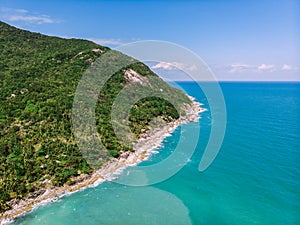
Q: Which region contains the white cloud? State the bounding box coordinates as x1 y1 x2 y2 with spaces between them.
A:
14 9 28 14
257 64 275 72
0 7 56 24
152 61 197 72
87 38 124 46
226 63 278 74
228 63 256 74
220 63 299 75
281 64 298 71
152 62 179 70
5 15 54 24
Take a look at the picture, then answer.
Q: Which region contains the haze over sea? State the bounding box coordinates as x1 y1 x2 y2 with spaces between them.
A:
13 82 300 225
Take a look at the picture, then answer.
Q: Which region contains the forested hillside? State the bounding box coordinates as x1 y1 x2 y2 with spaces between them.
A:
0 21 191 212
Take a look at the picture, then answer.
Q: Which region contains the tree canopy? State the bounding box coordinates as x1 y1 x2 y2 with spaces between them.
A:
0 21 191 212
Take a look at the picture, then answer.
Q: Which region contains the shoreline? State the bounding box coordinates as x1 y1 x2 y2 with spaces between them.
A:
0 96 205 224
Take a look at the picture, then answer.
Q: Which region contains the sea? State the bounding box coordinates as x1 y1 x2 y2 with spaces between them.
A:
12 82 300 225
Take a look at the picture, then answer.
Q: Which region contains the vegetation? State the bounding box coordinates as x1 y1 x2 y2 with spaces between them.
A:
0 21 191 212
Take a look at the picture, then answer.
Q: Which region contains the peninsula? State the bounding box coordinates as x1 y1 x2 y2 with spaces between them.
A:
0 21 202 222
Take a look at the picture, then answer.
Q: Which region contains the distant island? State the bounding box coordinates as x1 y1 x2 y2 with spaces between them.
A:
0 21 201 221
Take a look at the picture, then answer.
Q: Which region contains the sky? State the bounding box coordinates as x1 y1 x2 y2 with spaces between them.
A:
0 0 299 81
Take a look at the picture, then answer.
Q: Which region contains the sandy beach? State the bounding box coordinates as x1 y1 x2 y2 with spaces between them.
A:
0 96 204 224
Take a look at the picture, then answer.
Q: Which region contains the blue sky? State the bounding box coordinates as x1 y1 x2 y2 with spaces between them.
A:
0 0 299 81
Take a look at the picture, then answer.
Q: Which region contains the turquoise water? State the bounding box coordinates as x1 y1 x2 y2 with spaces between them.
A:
13 82 300 225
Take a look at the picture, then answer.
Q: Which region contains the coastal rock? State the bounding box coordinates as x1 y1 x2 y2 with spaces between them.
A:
92 48 104 53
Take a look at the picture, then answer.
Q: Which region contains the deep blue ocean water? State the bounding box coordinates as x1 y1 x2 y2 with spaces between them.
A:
13 82 300 225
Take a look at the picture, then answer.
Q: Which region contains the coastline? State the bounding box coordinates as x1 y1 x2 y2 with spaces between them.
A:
0 96 204 224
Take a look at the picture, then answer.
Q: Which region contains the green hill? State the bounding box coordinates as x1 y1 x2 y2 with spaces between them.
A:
0 21 191 212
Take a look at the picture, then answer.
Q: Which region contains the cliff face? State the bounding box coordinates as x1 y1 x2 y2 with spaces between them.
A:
0 21 191 212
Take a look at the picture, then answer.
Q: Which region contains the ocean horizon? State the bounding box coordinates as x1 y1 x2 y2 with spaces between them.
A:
12 82 300 225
